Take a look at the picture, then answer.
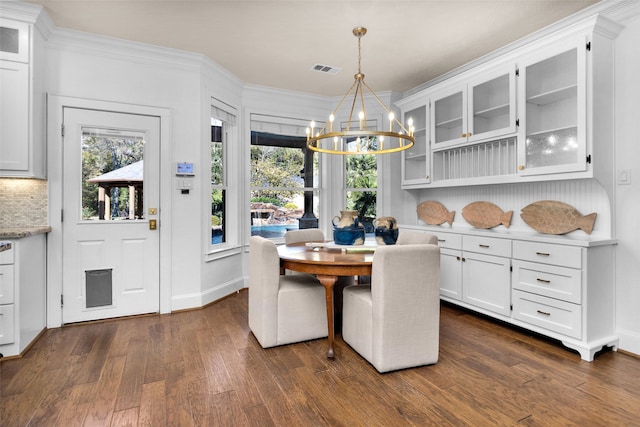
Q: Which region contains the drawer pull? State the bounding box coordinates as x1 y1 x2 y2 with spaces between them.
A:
535 251 550 256
536 310 551 316
438 239 446 242
479 244 490 248
536 278 551 284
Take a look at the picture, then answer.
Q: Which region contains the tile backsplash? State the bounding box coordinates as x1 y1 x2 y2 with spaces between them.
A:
0 178 48 227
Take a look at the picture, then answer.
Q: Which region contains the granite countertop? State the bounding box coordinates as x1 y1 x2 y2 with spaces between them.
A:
0 226 52 239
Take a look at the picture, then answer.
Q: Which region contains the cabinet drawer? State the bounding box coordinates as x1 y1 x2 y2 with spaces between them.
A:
512 290 581 340
0 244 14 264
463 235 511 257
513 240 581 269
0 304 15 345
0 265 14 304
512 260 581 304
434 232 462 250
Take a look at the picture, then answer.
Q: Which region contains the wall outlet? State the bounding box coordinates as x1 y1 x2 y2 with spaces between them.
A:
617 168 631 185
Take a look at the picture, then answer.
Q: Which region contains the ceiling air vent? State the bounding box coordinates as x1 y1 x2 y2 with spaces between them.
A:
311 64 341 75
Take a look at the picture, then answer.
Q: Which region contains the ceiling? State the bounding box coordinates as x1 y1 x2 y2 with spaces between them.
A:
26 0 601 96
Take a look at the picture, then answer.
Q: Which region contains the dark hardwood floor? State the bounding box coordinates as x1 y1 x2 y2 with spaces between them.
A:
1 289 639 426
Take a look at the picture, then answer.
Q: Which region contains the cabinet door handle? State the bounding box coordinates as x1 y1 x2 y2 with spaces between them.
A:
536 278 551 284
535 251 550 256
479 244 490 248
536 310 551 316
456 256 461 261
461 133 467 138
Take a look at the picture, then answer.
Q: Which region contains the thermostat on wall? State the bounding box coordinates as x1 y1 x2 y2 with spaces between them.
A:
176 162 195 176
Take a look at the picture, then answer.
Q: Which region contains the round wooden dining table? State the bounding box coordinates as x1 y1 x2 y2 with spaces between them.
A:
277 243 375 358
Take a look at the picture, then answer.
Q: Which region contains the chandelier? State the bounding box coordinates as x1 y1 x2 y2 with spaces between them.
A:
306 27 415 155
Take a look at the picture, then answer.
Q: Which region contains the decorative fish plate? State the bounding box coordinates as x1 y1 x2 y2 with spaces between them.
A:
462 201 512 229
520 200 596 235
417 200 455 226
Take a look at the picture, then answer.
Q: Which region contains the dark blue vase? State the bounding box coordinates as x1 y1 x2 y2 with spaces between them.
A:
374 227 399 245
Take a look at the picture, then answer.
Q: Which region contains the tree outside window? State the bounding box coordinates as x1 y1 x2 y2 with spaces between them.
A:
211 118 225 245
345 153 377 232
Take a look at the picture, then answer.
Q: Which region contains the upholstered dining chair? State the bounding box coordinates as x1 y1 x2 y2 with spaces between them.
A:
396 230 439 245
284 228 354 331
284 228 325 244
248 235 327 348
342 244 441 373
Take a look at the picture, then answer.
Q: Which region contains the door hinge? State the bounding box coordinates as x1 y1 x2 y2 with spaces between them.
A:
515 68 519 76
61 124 65 137
61 294 64 307
61 209 64 222
586 41 591 51
587 154 592 164
510 265 513 272
510 304 513 311
515 119 520 127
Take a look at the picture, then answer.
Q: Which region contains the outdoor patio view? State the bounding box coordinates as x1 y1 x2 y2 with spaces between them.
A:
250 132 314 239
81 129 145 221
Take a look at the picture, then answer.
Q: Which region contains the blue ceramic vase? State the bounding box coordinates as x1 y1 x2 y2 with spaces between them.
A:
333 217 365 245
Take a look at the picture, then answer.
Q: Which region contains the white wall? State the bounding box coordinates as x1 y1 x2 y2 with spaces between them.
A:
613 12 640 355
44 28 247 322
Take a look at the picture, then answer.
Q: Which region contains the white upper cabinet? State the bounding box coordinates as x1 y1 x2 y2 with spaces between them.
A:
468 65 517 143
431 83 465 148
0 19 29 63
398 14 621 189
431 63 516 150
517 35 587 176
398 97 430 187
0 14 46 178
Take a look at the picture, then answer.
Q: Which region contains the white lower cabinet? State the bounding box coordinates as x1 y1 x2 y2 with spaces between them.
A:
430 228 616 361
0 234 47 358
436 233 511 316
463 251 511 317
436 234 462 300
511 240 615 361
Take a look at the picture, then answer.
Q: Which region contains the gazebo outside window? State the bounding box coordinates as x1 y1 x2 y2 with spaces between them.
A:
87 160 144 220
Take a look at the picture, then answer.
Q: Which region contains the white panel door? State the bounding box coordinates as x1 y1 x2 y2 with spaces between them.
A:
62 107 160 323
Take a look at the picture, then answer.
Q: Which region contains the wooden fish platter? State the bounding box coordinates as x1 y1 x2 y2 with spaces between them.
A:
462 201 512 229
417 200 455 226
520 200 596 235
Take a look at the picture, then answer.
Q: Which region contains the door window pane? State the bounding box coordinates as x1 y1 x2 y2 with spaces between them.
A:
82 127 145 221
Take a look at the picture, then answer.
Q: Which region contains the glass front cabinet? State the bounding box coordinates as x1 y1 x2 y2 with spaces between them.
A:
517 35 587 176
398 97 429 187
430 64 516 150
397 16 620 189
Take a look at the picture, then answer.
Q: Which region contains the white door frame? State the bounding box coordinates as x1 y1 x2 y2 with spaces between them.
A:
47 95 173 327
